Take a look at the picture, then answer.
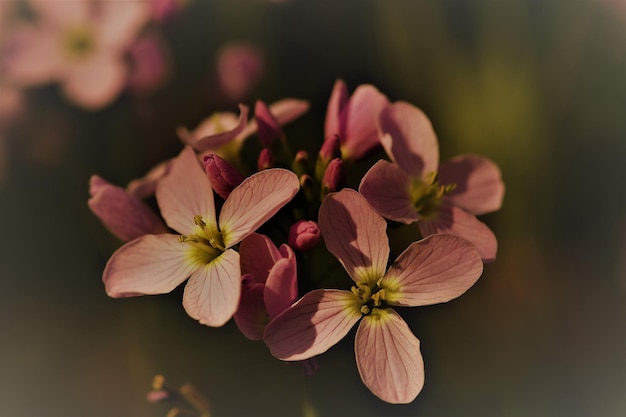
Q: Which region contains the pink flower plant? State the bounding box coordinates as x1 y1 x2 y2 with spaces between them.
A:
103 146 300 326
264 189 484 403
359 101 505 262
2 0 150 109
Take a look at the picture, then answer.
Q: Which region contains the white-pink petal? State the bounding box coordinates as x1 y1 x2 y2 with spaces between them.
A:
324 79 349 140
419 204 498 262
156 146 217 236
359 160 420 224
103 234 194 297
96 1 150 51
318 189 389 284
382 234 483 307
438 154 505 215
182 249 241 327
264 255 298 319
191 104 249 152
264 289 361 361
239 233 282 283
355 309 424 404
219 168 299 248
379 101 439 177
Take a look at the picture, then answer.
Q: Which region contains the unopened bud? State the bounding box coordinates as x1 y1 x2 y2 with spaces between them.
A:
300 174 316 202
203 154 245 199
257 148 274 170
321 158 346 198
316 134 341 180
291 150 309 176
288 220 321 252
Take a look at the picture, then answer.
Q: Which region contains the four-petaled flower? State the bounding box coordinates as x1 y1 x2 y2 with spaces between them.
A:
359 101 505 261
103 146 300 326
264 189 484 403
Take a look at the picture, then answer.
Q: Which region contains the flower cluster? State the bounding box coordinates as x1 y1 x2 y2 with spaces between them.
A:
89 80 504 404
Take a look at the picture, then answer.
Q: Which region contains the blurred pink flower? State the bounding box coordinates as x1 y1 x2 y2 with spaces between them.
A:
234 233 298 340
2 0 149 109
324 79 389 160
359 101 505 262
264 189 483 403
127 32 170 95
150 0 186 22
103 146 300 326
217 43 265 102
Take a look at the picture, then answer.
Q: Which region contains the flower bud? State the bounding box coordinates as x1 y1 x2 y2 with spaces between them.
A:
257 148 274 170
291 150 309 176
316 134 341 180
203 154 244 199
288 220 321 252
321 158 346 198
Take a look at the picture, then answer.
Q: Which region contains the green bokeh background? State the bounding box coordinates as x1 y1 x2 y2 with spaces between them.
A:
2 1 626 416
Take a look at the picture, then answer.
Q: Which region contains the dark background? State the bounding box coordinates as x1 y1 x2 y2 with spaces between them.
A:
2 1 626 416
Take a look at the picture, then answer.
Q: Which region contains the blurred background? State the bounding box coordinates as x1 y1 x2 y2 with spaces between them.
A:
1 0 626 416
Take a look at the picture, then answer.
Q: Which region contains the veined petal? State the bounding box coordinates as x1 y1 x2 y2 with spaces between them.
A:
318 189 389 284
382 234 483 307
359 160 420 224
324 79 349 140
233 280 267 341
156 146 217 236
182 249 241 327
192 104 249 152
264 289 361 361
419 205 498 262
355 309 424 404
341 84 389 160
103 234 193 297
439 154 505 215
239 233 282 283
264 254 298 319
88 179 168 242
219 169 299 248
379 102 439 177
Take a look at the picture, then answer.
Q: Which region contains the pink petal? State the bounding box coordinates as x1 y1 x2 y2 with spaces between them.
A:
191 104 249 152
438 154 505 215
355 309 424 404
2 25 61 85
178 112 240 146
318 189 389 284
61 54 127 110
264 253 298 319
156 146 217 236
182 249 241 327
382 234 483 307
341 84 389 160
359 160 420 224
96 1 150 50
324 79 349 140
419 204 498 262
255 100 282 147
378 101 439 177
239 233 282 283
126 159 172 199
88 174 109 196
240 98 310 140
233 281 267 341
219 168 299 248
264 289 361 361
28 0 89 27
103 234 194 297
88 179 168 242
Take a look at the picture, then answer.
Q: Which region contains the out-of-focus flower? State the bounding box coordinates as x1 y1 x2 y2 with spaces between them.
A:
288 220 321 252
359 101 505 262
323 79 389 160
150 0 187 22
103 146 300 326
127 31 170 95
203 153 244 199
216 42 264 102
234 233 298 340
2 0 150 109
88 175 168 242
264 189 483 403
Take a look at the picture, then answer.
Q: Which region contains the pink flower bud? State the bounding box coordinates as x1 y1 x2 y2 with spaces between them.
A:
321 158 346 197
316 134 341 180
203 154 244 199
288 220 321 252
257 148 274 170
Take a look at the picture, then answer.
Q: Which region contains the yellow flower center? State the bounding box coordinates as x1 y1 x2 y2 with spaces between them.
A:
179 215 225 265
62 26 95 60
351 279 388 316
409 171 456 219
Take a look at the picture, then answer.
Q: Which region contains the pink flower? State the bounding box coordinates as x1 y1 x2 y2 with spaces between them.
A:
264 189 483 403
2 0 149 109
359 101 505 262
288 220 321 252
234 233 298 340
127 32 170 95
88 175 168 242
216 43 265 102
103 146 300 326
324 79 389 160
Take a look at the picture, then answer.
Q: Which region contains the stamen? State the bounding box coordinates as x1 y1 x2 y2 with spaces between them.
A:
194 215 206 228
